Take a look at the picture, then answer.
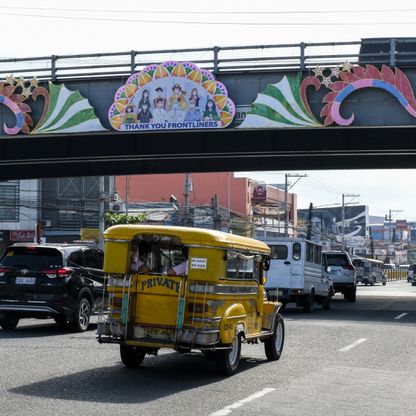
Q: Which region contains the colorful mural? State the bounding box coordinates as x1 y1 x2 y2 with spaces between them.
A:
239 63 416 128
108 61 235 131
0 76 106 135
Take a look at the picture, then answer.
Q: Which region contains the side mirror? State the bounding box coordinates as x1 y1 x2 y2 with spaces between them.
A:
263 257 271 271
326 266 331 273
260 275 267 285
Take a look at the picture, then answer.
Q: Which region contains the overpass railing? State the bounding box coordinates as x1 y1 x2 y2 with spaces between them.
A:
0 38 415 81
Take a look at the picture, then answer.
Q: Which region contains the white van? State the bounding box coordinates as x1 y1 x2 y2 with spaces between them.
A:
322 251 356 302
261 238 333 312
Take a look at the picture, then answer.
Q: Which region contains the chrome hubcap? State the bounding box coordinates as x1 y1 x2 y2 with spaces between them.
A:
275 322 283 351
79 301 90 329
229 335 239 365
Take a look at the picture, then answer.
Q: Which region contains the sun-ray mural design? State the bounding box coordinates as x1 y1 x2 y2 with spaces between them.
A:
0 76 106 135
239 62 416 128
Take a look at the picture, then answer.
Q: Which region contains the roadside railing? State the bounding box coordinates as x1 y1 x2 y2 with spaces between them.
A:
0 38 415 81
383 268 409 281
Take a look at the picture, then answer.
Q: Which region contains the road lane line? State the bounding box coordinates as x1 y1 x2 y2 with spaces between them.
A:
339 338 367 352
209 388 276 416
394 312 408 320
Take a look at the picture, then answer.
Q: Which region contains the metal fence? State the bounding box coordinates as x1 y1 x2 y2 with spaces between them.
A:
0 38 415 81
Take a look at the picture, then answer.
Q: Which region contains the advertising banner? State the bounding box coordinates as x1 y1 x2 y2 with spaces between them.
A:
298 205 369 242
108 61 235 131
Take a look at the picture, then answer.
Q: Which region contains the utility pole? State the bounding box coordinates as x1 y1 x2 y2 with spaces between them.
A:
183 173 192 226
341 193 360 251
125 175 130 215
306 202 313 240
385 209 403 242
211 194 221 230
284 173 307 237
98 176 105 249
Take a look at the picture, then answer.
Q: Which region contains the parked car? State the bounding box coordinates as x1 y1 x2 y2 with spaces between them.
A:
322 251 356 302
0 243 105 331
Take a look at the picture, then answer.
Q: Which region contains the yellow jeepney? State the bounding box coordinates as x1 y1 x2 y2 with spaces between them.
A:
97 224 284 376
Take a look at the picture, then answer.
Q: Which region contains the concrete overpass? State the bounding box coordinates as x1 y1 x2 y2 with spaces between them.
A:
1 38 416 180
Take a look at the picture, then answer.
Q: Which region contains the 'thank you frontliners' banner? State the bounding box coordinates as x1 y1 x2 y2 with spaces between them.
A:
108 61 235 131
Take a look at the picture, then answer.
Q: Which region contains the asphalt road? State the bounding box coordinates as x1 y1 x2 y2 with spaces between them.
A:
1 280 416 416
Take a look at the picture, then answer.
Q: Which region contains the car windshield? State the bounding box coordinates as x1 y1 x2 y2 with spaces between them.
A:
0 247 63 269
325 254 349 266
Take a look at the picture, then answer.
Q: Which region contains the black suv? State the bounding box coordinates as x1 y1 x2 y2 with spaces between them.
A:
0 243 105 332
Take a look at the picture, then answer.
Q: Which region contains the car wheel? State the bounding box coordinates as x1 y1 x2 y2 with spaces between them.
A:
346 286 357 302
303 291 315 313
322 291 332 310
215 333 242 376
71 297 91 332
264 314 284 361
120 344 146 368
0 313 19 330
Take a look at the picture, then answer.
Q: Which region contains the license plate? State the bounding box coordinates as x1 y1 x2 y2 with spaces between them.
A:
145 327 172 340
15 277 36 285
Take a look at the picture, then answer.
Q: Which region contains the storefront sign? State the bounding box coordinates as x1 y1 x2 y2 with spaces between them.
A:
10 230 35 242
252 184 267 202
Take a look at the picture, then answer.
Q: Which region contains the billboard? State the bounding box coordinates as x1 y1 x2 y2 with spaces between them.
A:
298 205 369 245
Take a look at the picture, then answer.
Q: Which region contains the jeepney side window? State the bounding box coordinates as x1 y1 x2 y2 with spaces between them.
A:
270 245 288 259
226 251 257 280
293 243 301 260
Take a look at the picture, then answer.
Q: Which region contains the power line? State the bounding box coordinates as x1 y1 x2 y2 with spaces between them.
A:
1 12 416 26
0 6 415 15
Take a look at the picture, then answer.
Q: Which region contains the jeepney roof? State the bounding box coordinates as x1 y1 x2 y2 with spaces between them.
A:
104 224 271 254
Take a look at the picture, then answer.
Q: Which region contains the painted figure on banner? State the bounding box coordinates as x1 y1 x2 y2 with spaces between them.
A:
203 99 220 121
137 103 152 123
153 86 167 110
168 83 187 122
138 89 151 109
152 98 169 123
185 87 201 122
123 104 137 124
137 90 153 123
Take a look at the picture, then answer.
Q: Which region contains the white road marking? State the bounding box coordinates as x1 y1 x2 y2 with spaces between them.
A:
209 388 276 416
338 338 367 352
394 312 408 320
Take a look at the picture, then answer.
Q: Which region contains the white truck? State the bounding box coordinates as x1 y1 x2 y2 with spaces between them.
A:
260 237 333 312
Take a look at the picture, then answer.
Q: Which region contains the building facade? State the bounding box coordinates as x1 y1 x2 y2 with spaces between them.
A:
115 172 297 237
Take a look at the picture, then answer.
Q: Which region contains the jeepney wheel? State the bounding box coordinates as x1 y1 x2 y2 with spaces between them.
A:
265 313 284 361
0 313 19 330
214 333 242 376
120 344 146 368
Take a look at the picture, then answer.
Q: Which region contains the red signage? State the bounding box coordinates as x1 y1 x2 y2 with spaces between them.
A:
252 184 267 202
10 230 35 242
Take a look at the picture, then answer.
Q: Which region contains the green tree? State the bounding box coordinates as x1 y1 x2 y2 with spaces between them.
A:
104 212 147 228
